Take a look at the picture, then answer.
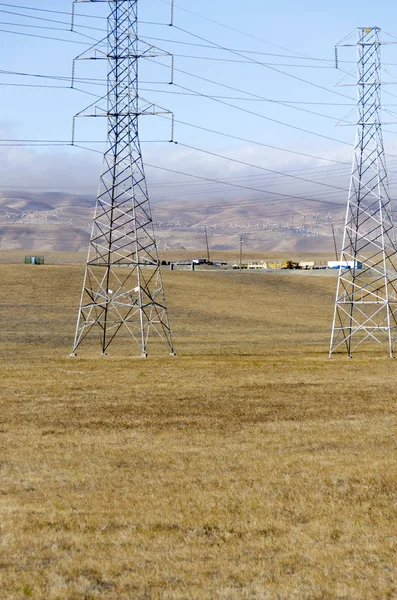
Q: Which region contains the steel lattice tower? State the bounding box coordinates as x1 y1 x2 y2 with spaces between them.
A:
71 0 174 357
330 27 397 358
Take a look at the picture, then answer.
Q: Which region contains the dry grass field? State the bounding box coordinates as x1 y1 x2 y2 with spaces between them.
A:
1 261 397 599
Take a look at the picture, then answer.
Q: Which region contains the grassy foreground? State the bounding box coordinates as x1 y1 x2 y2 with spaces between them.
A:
1 264 397 599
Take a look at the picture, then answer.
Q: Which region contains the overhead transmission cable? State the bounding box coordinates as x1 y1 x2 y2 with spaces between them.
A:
0 3 355 103
169 24 355 102
0 162 353 192
156 0 313 58
72 142 346 208
3 3 394 197
0 16 339 68
160 76 353 146
0 5 355 65
140 87 357 105
0 0 334 65
0 69 355 165
0 1 107 19
142 57 355 146
0 6 105 30
0 27 93 45
144 160 348 206
173 142 348 192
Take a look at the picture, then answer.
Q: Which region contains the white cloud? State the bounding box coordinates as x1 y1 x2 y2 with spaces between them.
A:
0 141 353 210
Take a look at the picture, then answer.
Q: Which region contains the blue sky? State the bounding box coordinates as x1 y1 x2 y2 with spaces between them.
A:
1 0 397 211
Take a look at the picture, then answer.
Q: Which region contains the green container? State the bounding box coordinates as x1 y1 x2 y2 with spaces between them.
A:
24 256 45 265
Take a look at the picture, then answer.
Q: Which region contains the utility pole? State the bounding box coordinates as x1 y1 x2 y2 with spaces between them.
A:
331 225 338 261
330 27 397 357
71 0 174 357
239 234 243 270
204 225 210 263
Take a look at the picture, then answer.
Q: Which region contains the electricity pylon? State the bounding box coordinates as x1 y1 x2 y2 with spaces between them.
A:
71 0 175 357
330 27 397 357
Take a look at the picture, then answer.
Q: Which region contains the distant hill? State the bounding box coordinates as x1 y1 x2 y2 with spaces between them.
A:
0 190 344 253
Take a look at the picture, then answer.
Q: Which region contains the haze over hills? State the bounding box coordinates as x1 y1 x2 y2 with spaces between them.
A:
0 189 345 254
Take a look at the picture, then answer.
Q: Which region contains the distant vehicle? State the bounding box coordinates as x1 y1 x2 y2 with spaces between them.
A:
247 262 267 270
299 261 315 270
327 260 362 269
192 258 207 264
282 260 302 270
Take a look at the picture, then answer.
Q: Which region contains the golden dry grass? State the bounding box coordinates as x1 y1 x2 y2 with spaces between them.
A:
1 263 397 599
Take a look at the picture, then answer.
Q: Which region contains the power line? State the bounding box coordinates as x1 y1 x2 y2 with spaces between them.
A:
175 142 348 192
147 172 350 201
100 105 353 166
150 177 349 203
140 87 355 105
72 142 347 207
0 5 354 67
144 159 348 207
0 67 356 108
0 4 168 27
153 67 397 162
0 82 70 89
148 56 356 138
0 18 345 69
162 109 352 165
2 4 394 207
0 61 353 166
0 19 100 43
152 165 352 190
0 143 71 147
140 35 397 67
170 24 355 102
155 52 336 68
0 6 105 30
156 0 314 59
141 35 339 62
0 68 105 86
0 164 350 191
167 79 352 146
0 0 333 86
0 27 92 45
0 2 106 20
0 4 356 105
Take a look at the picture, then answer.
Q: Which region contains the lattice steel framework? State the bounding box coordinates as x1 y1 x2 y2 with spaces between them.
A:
71 0 174 357
330 27 397 357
